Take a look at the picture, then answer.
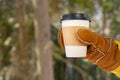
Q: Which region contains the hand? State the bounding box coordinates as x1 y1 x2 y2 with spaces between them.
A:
58 28 120 72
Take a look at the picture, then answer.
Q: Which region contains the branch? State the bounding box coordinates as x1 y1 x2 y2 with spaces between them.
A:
53 53 92 80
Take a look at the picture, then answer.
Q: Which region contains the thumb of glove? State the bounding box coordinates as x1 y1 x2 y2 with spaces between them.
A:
76 28 100 45
76 28 111 54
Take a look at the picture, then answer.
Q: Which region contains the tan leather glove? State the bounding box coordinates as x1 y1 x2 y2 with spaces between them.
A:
58 28 120 72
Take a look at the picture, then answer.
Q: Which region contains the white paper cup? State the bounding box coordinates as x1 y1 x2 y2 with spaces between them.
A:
61 13 90 57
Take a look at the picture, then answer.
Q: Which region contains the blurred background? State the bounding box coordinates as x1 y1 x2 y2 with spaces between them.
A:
0 0 120 80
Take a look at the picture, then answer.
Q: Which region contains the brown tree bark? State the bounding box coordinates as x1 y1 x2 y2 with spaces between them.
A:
4 0 35 80
32 0 54 80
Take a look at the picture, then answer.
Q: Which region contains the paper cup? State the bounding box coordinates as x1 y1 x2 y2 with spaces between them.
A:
61 13 90 57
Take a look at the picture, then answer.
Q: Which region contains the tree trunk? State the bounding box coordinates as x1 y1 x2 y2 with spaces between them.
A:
32 0 54 80
4 0 35 80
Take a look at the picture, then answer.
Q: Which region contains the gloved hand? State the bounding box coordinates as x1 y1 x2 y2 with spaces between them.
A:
58 28 120 76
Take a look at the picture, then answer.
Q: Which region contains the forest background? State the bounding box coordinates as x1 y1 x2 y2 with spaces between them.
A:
0 0 120 80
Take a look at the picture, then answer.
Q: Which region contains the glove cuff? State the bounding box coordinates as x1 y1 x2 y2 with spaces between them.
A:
112 65 120 77
115 40 120 50
111 40 120 76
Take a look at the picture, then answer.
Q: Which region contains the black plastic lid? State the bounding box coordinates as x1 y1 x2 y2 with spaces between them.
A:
61 13 90 22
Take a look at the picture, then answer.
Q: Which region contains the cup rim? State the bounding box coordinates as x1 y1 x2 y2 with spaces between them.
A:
61 13 91 23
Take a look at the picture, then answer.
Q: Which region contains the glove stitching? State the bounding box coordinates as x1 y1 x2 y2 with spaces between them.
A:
76 31 110 64
76 32 105 56
93 38 113 64
76 33 106 64
91 43 106 64
106 38 113 53
95 56 105 64
95 39 112 64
